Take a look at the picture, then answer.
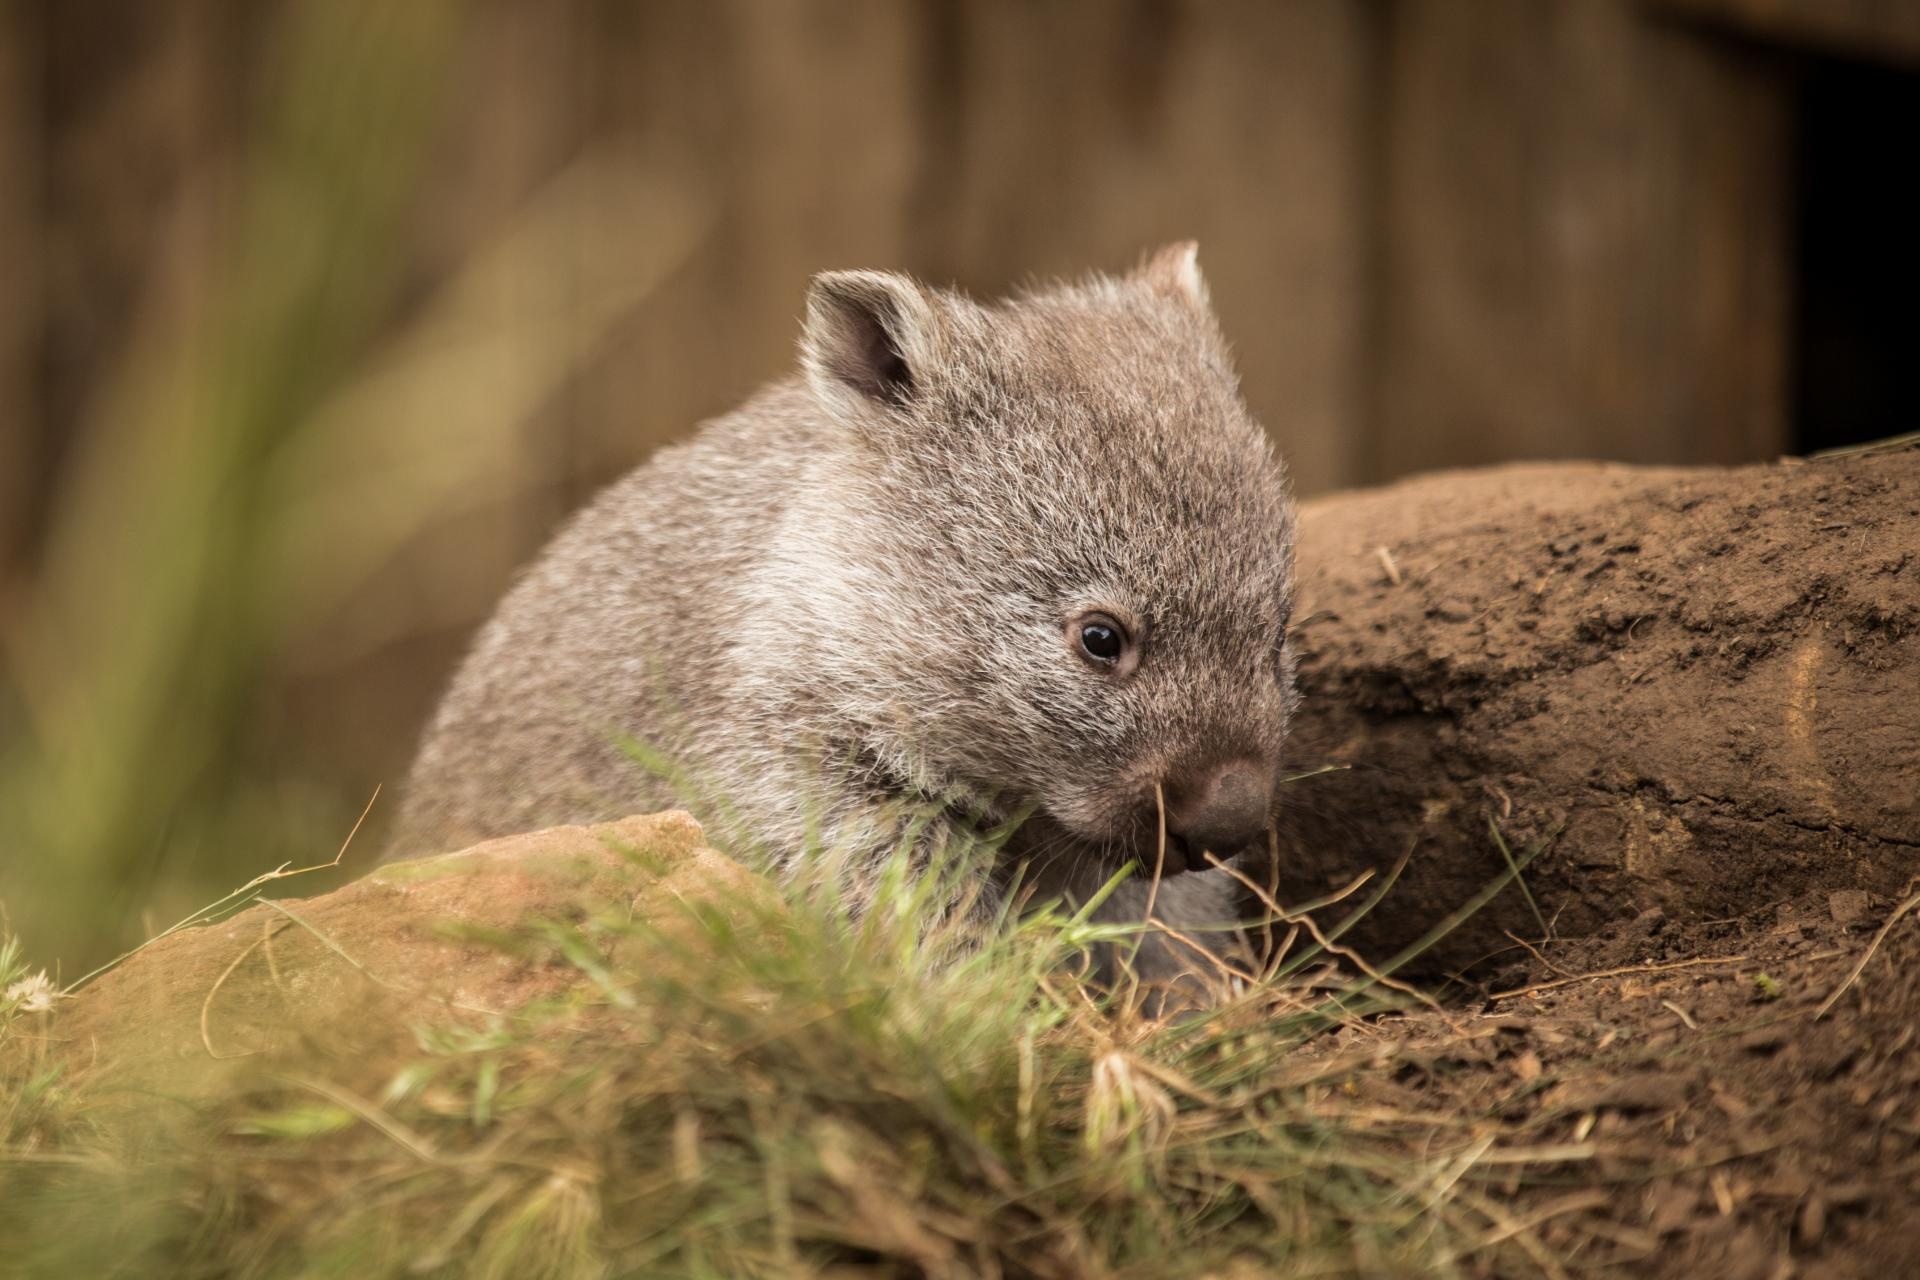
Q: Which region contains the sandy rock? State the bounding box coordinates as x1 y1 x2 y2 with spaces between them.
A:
51 812 770 1091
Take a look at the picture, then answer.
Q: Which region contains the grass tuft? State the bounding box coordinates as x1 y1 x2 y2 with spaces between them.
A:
1 832 1558 1279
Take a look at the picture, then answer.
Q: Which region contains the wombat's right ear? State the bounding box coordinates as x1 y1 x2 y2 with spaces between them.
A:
800 270 942 413
1132 241 1211 311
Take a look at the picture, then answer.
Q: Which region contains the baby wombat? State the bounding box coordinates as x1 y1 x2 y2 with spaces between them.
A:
394 244 1298 992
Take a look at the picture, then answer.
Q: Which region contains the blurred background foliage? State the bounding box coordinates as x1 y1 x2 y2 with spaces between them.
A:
1 0 1916 969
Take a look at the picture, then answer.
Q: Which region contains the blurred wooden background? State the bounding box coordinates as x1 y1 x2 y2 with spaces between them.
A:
2 0 1916 855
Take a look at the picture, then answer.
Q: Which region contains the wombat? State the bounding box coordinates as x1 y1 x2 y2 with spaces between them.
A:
393 244 1298 995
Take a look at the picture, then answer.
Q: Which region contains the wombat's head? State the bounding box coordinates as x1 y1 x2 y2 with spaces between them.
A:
795 245 1297 871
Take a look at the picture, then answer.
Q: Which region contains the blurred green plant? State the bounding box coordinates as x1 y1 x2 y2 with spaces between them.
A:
0 0 706 968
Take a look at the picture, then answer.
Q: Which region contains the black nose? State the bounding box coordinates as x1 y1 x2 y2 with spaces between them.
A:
1165 760 1272 860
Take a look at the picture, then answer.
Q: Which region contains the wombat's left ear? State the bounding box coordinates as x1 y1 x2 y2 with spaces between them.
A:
801 269 944 413
1133 241 1211 310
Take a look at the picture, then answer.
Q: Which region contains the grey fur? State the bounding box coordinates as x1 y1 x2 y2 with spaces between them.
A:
393 245 1298 994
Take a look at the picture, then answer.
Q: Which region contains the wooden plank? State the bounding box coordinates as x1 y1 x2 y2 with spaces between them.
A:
0 1 42 602
574 0 925 486
914 0 1371 496
1371 0 1795 480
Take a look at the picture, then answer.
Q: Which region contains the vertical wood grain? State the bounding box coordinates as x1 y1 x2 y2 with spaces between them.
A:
1370 0 1794 480
0 1 43 604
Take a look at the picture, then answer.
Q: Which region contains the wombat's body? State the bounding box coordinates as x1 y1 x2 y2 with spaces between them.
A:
395 246 1298 992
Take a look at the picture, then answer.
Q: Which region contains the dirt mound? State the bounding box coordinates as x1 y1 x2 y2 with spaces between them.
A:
1271 447 1920 1275
1278 447 1920 967
54 811 771 1092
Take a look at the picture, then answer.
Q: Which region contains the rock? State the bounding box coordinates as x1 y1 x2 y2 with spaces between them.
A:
1827 890 1872 928
47 812 771 1093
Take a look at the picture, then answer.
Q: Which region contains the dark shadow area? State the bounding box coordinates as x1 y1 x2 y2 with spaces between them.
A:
1794 55 1920 453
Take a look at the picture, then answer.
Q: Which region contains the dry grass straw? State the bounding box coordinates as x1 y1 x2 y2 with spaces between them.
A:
0 824 1584 1279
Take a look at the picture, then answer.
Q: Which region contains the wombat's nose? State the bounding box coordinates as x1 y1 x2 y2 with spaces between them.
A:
1164 760 1272 860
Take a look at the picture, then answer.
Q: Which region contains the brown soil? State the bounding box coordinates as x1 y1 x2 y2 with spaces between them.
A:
1275 445 1920 1276
1298 888 1920 1278
1276 447 1920 967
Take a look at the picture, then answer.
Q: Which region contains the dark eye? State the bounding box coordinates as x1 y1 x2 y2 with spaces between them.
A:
1080 621 1123 661
1067 610 1134 672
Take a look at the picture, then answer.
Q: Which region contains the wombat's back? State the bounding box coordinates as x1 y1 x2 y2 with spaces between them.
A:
389 381 819 858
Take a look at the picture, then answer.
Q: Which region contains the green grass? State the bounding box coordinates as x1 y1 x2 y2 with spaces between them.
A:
0 833 1560 1279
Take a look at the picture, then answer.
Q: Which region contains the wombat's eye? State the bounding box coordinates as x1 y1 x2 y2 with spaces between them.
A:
1067 611 1134 672
1081 622 1122 660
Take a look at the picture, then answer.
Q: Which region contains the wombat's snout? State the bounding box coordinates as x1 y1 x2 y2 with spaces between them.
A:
1164 759 1273 861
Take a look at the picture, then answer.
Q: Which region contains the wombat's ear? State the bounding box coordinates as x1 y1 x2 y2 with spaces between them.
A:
1132 241 1211 310
800 270 942 412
